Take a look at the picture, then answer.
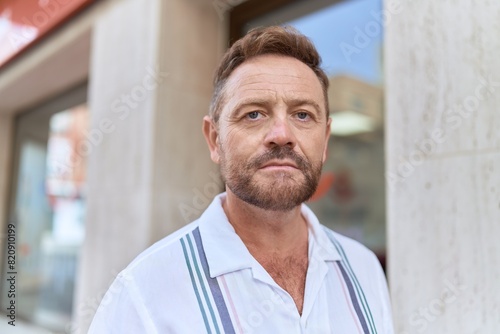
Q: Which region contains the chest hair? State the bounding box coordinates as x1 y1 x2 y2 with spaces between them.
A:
258 253 309 314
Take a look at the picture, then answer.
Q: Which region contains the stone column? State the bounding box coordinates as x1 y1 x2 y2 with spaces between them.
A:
72 0 224 332
385 0 500 333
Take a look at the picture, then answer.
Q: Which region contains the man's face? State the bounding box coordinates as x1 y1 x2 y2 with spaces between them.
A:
204 54 331 211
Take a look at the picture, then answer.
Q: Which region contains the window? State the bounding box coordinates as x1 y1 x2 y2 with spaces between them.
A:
1 86 88 331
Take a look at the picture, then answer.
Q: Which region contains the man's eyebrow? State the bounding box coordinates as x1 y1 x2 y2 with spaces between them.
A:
286 98 323 115
231 98 273 116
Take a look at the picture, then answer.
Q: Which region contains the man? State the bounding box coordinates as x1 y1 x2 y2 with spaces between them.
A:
89 26 393 333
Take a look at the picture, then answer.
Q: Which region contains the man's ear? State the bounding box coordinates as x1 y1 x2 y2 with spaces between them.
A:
322 117 332 163
202 115 220 164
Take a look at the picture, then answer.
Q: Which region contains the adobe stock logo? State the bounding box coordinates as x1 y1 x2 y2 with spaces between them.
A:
9 0 76 51
386 75 500 189
179 171 223 222
401 279 467 333
339 1 403 62
52 65 168 178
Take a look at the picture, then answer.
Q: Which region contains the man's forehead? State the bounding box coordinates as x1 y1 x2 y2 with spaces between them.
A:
225 56 323 96
228 55 315 79
231 72 310 89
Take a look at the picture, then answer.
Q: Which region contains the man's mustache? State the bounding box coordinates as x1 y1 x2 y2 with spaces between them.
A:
248 146 310 171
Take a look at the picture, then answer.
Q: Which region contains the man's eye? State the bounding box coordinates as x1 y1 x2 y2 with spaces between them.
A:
247 111 261 119
297 112 309 120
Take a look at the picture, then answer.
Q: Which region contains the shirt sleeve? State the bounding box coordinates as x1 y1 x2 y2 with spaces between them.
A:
88 273 158 334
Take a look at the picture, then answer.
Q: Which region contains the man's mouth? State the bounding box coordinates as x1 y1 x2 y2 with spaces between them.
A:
260 160 299 170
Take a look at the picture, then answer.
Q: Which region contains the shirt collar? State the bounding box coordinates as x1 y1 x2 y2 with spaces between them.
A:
300 203 342 262
198 193 341 278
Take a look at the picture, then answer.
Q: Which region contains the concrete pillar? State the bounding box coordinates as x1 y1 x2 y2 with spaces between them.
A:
72 0 224 332
385 0 500 333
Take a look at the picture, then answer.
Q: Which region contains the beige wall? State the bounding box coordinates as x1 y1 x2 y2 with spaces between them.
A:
385 0 500 333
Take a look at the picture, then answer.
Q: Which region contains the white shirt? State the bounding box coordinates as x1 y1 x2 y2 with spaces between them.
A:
89 193 393 333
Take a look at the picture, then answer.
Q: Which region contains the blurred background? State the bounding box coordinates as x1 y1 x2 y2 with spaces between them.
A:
0 0 498 333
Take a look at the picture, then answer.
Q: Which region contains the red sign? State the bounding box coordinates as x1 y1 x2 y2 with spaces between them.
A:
0 0 94 69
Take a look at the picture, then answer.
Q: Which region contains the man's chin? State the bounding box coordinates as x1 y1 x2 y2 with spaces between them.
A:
244 195 302 212
232 184 313 212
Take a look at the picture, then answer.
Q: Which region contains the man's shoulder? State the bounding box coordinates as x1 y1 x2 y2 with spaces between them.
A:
89 220 206 333
124 220 201 273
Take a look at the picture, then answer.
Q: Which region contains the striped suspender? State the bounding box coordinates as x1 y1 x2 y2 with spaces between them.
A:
180 227 236 334
325 229 378 334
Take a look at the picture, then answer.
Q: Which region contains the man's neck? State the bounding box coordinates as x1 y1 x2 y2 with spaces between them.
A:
222 189 309 258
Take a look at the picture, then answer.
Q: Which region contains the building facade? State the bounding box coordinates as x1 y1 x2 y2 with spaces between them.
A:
0 0 498 333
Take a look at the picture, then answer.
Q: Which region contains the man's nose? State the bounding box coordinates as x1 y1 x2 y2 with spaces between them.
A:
264 116 297 148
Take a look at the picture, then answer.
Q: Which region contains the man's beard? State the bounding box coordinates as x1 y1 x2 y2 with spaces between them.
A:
220 145 323 211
